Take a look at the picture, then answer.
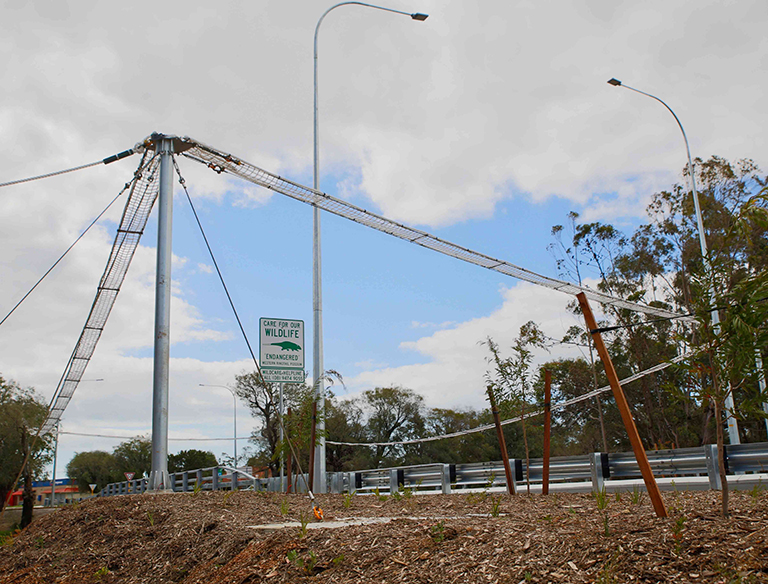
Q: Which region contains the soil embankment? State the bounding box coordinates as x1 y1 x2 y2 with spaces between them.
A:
0 490 766 583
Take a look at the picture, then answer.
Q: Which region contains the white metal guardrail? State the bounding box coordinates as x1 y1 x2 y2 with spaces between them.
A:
99 442 768 497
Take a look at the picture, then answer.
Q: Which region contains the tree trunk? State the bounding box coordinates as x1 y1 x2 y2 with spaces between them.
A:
20 434 33 529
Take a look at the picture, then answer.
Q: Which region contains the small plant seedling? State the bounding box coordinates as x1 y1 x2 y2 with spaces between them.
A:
484 472 496 492
749 482 764 501
299 512 310 538
373 486 388 501
332 553 345 566
280 499 290 516
614 491 622 503
430 520 446 543
630 485 643 505
34 536 45 549
146 511 155 527
491 496 502 517
95 566 110 578
524 571 533 582
568 505 576 515
392 489 402 501
343 492 354 509
223 490 235 505
287 549 318 575
672 515 686 554
192 480 202 495
594 488 610 536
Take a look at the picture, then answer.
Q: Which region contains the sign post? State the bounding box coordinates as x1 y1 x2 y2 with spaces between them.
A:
259 318 305 383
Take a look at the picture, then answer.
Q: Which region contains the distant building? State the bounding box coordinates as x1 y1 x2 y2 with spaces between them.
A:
8 479 91 507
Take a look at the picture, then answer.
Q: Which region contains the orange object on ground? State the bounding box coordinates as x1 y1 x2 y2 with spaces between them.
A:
313 506 324 521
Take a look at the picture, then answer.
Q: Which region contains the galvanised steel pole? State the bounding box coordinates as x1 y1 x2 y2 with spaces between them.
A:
608 79 740 445
149 135 174 491
279 383 284 492
313 0 428 495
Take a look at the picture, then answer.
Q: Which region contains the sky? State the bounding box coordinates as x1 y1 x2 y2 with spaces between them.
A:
1 0 766 479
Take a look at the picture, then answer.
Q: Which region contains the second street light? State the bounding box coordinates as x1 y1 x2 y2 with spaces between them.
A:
312 2 428 492
199 384 238 466
607 77 740 445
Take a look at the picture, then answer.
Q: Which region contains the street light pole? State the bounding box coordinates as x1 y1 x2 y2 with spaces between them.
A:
199 384 238 466
312 0 428 494
607 78 740 445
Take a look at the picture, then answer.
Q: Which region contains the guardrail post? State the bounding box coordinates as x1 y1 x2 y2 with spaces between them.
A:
196 469 203 491
182 472 189 492
169 473 176 492
704 444 722 490
212 467 219 491
141 478 147 494
512 459 523 492
590 452 606 492
441 464 452 494
232 470 238 491
389 469 399 494
330 472 341 494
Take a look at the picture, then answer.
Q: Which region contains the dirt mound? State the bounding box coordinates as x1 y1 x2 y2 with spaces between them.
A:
1 490 766 583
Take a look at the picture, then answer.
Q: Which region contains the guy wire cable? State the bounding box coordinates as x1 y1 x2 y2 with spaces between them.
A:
173 159 322 514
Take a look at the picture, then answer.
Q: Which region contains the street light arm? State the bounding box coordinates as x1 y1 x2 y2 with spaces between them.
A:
608 79 707 257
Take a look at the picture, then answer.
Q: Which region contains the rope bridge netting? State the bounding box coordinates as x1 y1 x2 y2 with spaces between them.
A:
34 132 692 436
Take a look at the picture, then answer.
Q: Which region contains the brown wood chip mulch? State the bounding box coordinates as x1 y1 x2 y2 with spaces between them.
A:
0 489 766 583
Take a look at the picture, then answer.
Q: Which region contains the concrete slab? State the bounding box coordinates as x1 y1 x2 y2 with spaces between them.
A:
248 516 395 531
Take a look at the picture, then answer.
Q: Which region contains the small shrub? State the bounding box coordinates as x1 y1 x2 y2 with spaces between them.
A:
298 512 310 538
287 549 318 576
94 566 111 579
430 520 445 543
672 515 686 554
491 496 502 517
192 480 202 495
280 499 290 516
343 492 354 509
146 511 155 527
630 485 644 505
594 488 610 536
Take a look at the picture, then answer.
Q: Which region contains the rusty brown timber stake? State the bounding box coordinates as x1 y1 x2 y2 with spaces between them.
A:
576 292 667 517
542 369 552 495
286 407 293 494
487 385 516 495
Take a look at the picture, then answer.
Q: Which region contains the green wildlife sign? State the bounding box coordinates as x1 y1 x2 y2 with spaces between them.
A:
259 318 305 383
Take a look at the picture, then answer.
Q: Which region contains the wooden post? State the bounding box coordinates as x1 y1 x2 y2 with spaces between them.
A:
576 293 667 518
286 407 293 494
487 386 516 495
542 370 552 496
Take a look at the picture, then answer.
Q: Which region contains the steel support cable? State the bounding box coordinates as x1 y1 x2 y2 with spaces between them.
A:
173 160 317 502
0 148 135 189
38 153 162 437
326 350 696 447
177 137 691 323
0 178 141 329
59 431 254 441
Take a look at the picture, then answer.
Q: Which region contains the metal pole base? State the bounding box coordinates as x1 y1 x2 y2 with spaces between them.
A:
147 470 173 493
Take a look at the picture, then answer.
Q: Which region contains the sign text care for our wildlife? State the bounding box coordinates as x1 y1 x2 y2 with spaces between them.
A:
259 318 305 383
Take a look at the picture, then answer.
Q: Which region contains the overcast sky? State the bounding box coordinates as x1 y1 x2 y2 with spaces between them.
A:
1 0 766 479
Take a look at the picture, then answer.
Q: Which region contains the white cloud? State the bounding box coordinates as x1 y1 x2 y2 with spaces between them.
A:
345 281 589 409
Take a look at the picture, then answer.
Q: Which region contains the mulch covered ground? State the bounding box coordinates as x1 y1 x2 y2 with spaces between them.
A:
0 489 766 583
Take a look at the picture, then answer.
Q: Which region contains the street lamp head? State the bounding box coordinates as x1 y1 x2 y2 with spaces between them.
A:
607 78 622 87
411 12 428 21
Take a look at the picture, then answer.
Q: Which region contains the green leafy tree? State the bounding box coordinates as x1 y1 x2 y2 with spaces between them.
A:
484 322 548 492
66 450 119 493
361 386 424 468
168 449 218 473
0 377 52 519
112 437 152 478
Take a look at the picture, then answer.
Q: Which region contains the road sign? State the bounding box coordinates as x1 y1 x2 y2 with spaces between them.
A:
260 318 304 383
124 472 135 481
89 483 97 493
